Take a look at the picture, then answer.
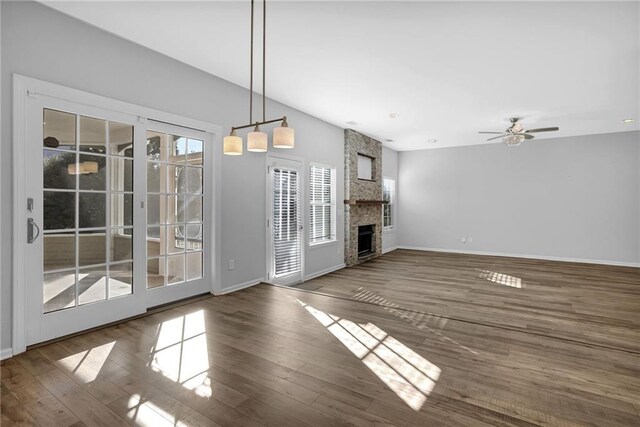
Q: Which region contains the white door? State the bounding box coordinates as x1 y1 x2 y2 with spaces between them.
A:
144 121 213 308
25 97 146 345
267 156 304 285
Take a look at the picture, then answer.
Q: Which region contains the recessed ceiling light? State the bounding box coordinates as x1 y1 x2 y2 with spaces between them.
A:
622 118 635 123
389 113 400 119
346 121 359 126
385 139 394 143
427 139 438 143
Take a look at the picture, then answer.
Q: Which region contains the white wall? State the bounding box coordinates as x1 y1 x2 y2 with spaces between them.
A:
1 1 345 351
398 131 640 265
382 146 398 252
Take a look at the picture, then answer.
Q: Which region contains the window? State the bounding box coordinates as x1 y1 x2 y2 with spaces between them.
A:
383 177 395 229
309 164 336 245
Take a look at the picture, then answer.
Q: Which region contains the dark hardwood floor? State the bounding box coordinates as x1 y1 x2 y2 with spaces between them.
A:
2 250 639 426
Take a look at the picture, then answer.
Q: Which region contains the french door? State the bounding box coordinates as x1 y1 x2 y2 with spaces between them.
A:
267 156 304 285
23 93 212 346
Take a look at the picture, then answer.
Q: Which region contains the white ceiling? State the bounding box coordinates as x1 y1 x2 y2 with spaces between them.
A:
43 1 639 151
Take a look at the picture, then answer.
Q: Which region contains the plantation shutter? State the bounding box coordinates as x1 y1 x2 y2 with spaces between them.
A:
309 166 334 244
273 168 301 277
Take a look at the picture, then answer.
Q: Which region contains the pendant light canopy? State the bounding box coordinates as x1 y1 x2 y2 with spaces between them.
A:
224 0 295 155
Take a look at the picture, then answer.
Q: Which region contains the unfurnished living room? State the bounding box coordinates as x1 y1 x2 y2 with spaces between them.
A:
0 1 639 426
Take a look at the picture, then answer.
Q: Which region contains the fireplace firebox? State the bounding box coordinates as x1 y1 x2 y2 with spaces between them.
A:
358 225 374 257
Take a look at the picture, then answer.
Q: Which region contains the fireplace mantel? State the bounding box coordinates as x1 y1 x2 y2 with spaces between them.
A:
344 199 388 205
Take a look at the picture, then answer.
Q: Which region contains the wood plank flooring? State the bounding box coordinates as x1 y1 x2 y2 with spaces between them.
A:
2 250 639 426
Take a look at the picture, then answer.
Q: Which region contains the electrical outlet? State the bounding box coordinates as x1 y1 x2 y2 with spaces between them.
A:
461 237 467 243
228 259 235 270
467 237 473 243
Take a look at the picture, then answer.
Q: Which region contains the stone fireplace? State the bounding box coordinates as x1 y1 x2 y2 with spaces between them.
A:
344 129 384 267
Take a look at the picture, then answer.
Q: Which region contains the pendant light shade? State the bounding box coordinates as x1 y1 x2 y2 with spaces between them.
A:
223 130 243 155
273 117 295 149
247 125 268 152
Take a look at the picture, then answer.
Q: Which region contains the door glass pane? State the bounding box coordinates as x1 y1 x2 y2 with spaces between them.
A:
187 139 203 166
186 196 202 223
78 265 106 305
43 150 76 190
79 193 106 228
78 154 106 190
110 228 133 262
44 109 76 151
147 258 164 289
169 136 187 163
186 252 203 280
111 193 133 227
110 262 133 298
79 116 106 154
167 255 185 285
109 122 133 157
146 130 205 288
43 191 75 230
147 227 165 257
167 225 184 254
110 158 133 192
78 230 106 266
43 270 77 313
44 232 76 272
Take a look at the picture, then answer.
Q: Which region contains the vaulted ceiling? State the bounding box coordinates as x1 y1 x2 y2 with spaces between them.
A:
44 1 640 151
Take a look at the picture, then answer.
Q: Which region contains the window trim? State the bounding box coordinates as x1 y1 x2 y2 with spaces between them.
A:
308 162 337 247
382 176 396 231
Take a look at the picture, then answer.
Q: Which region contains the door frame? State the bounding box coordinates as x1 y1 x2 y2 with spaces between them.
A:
12 74 222 355
265 153 306 286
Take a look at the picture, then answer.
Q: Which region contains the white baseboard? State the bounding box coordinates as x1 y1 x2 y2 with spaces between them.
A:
1 348 13 360
305 263 346 281
216 277 264 295
397 246 640 268
382 246 398 254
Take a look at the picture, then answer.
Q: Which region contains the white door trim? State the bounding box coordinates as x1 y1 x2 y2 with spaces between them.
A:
12 74 222 354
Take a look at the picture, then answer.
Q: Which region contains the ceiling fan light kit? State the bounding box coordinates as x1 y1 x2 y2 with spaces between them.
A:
479 117 559 146
223 0 294 156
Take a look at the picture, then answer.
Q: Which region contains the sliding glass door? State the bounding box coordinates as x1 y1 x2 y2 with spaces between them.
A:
23 95 213 346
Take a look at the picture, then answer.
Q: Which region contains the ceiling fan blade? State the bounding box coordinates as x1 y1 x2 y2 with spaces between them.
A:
525 127 559 133
514 133 535 140
478 131 503 134
486 134 506 141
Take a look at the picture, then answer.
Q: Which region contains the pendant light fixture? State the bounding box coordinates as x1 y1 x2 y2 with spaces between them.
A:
223 0 295 155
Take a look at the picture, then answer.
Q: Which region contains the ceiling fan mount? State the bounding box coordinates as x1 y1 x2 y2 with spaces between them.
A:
479 117 559 146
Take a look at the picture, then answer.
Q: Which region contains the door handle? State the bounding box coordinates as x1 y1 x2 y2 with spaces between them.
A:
27 218 40 244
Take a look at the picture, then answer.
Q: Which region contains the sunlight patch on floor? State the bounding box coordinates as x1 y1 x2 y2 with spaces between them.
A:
148 310 210 393
299 300 440 411
57 341 115 383
477 269 523 288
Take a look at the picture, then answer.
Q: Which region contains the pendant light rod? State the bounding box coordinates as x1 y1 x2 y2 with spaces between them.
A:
249 0 255 124
232 116 286 131
262 0 266 122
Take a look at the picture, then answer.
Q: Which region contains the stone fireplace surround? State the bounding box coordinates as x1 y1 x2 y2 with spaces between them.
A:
344 129 384 267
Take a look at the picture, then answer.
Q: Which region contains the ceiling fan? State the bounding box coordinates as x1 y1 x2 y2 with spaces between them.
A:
479 117 559 146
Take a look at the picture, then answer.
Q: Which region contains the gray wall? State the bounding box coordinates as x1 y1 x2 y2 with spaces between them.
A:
1 1 345 351
398 131 640 264
382 146 398 252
